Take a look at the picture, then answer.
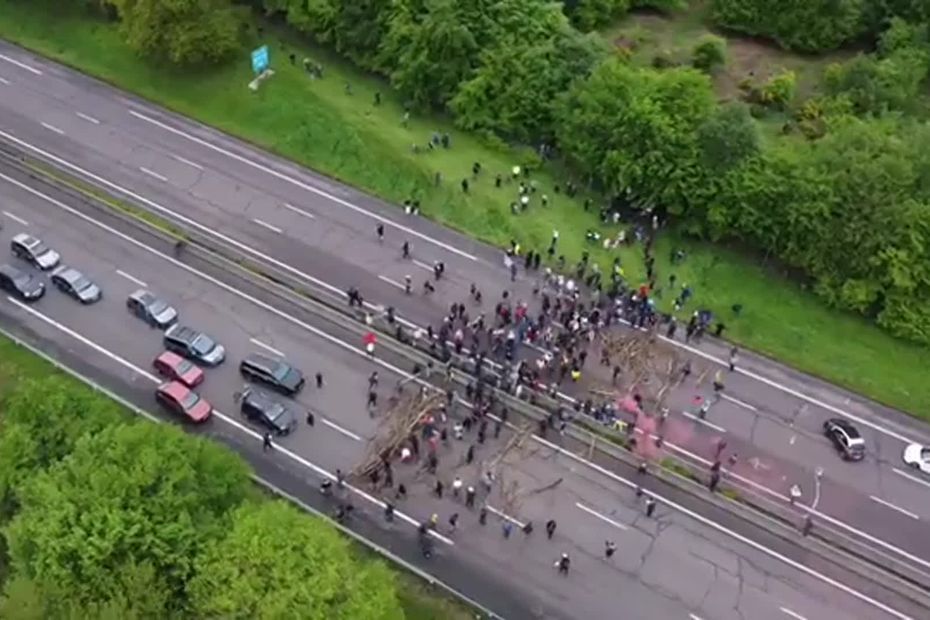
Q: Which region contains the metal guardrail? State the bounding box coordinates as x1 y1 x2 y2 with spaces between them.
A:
4 144 930 607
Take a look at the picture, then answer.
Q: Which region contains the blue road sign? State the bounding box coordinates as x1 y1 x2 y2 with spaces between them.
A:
251 45 269 74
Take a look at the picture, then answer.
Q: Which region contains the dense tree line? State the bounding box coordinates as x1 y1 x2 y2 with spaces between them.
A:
0 377 404 619
55 0 930 344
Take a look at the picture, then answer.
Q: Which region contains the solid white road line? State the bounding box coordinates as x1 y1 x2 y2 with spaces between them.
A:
251 218 282 234
0 163 927 582
321 419 362 442
40 122 64 135
575 502 628 530
779 607 808 620
378 275 405 291
75 111 100 125
893 467 930 491
127 108 478 261
139 166 167 182
412 259 433 272
249 337 284 357
870 496 920 520
4 295 452 546
0 53 42 75
485 505 525 529
689 615 704 620
0 175 915 618
170 153 204 171
115 269 147 288
722 393 758 411
283 203 315 219
681 411 727 433
2 210 29 226
0 77 9 85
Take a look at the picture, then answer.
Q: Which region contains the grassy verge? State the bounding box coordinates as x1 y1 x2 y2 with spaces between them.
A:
2 2 930 418
0 335 473 619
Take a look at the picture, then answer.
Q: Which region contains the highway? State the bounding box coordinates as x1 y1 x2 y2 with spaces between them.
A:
0 152 919 620
2 40 930 580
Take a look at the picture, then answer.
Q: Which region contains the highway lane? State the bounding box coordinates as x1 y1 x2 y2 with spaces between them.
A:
2 41 930 571
0 163 918 620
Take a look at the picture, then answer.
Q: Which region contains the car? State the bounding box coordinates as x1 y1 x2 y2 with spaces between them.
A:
240 387 297 435
153 350 204 388
11 233 60 270
163 324 225 366
239 353 305 395
50 265 102 304
155 381 212 422
0 263 45 301
903 443 930 475
127 289 178 328
823 418 865 461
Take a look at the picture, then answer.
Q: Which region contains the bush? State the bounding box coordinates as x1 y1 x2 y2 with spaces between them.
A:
758 70 796 109
692 35 727 72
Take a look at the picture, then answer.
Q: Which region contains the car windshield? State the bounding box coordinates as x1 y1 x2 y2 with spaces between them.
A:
73 276 92 291
148 298 168 314
12 273 31 287
272 362 292 382
180 391 200 410
31 242 50 256
192 335 215 355
266 403 285 422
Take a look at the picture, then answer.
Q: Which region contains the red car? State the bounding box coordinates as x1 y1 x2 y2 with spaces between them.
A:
153 350 204 388
155 381 212 423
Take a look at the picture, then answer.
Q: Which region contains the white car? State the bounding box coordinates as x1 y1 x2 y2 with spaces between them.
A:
11 232 60 270
903 443 930 474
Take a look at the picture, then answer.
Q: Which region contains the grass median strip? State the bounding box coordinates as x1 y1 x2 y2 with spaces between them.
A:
1 2 929 418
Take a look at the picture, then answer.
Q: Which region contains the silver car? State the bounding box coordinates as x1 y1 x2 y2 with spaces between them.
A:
127 288 178 328
51 265 102 304
11 232 60 270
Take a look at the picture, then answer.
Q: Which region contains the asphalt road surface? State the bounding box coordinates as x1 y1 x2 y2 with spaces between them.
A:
0 152 920 620
1 39 930 608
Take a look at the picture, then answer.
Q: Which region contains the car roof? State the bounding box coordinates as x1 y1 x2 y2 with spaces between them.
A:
130 288 156 302
0 263 24 277
243 352 281 370
158 381 190 399
166 325 199 340
157 350 185 366
53 266 82 281
11 233 38 247
243 388 278 409
829 418 860 435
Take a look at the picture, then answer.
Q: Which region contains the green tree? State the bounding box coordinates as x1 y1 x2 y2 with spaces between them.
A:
697 103 760 172
189 501 403 619
556 59 716 216
452 23 606 141
0 377 123 520
692 35 727 72
4 422 250 613
711 0 866 52
758 70 796 109
111 0 241 64
564 0 631 31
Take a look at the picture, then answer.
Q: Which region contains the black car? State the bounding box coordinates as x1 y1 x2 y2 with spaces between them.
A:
163 324 225 366
127 288 178 329
239 353 305 395
0 263 45 301
823 418 865 461
240 388 297 435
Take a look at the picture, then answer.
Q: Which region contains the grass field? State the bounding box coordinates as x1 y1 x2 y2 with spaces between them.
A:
0 335 473 619
1 2 930 418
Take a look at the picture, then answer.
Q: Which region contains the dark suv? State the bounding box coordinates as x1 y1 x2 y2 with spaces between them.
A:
163 325 225 366
240 388 297 435
239 353 305 395
0 263 45 301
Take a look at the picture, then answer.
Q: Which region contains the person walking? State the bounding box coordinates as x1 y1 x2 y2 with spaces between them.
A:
376 223 385 242
645 497 656 517
434 479 444 499
402 240 411 259
262 432 273 452
315 371 324 388
452 476 463 498
502 520 513 539
449 512 460 533
465 486 476 508
545 519 557 539
728 347 739 372
305 410 315 426
555 553 570 575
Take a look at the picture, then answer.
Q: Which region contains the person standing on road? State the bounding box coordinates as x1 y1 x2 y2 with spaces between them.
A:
555 553 570 575
545 519 557 539
368 371 379 391
728 347 739 372
262 432 273 452
376 223 385 242
434 479 444 498
305 410 315 426
604 541 617 559
449 512 460 533
315 372 324 389
645 497 656 517
402 240 411 259
404 275 412 295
